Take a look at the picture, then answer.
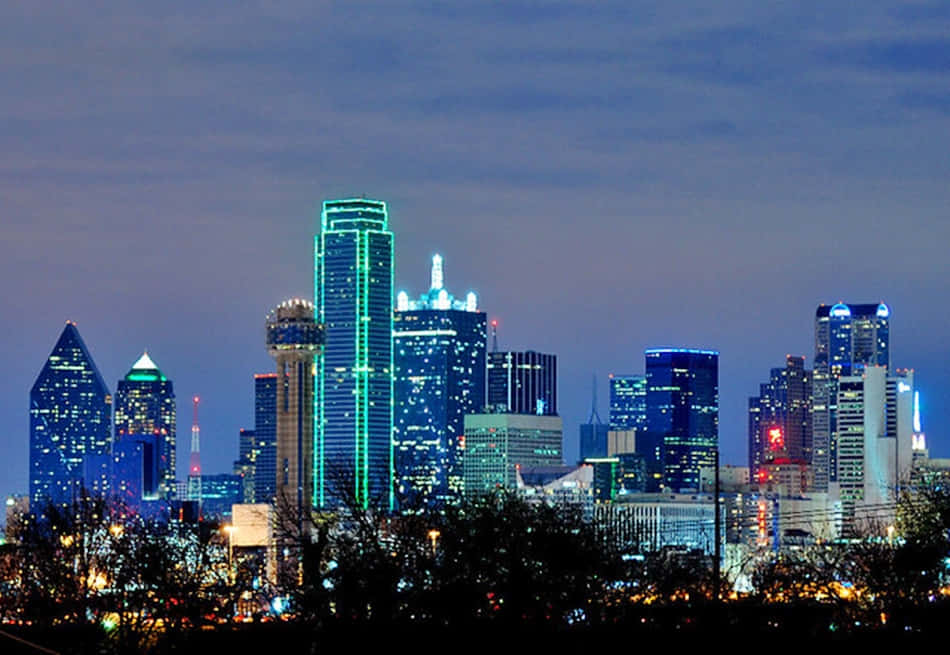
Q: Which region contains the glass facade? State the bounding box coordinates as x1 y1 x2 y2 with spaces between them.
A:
644 349 719 493
253 374 277 504
748 356 811 482
29 322 112 511
608 374 647 431
813 302 890 490
486 351 557 416
114 352 177 500
393 257 486 509
315 198 393 510
200 473 244 520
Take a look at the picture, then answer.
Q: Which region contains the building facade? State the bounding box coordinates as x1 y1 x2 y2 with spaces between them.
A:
315 198 394 510
114 352 177 500
486 351 557 416
29 322 113 511
462 413 563 498
644 348 719 493
253 374 278 503
748 355 811 483
608 374 647 432
393 254 486 509
812 302 890 491
266 299 323 513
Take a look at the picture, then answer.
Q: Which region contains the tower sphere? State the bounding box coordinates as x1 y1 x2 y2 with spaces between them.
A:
266 298 324 355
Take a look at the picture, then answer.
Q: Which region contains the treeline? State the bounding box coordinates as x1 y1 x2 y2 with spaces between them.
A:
3 485 950 653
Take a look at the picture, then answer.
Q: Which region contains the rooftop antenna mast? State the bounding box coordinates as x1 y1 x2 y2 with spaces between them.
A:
491 319 499 353
588 373 604 424
187 396 202 503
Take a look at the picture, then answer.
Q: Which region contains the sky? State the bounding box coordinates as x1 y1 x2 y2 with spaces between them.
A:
2 1 949 497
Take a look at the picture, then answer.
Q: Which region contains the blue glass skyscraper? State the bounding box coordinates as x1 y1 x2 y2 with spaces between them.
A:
644 348 719 493
253 373 278 504
393 254 486 508
315 198 394 510
30 322 112 511
608 374 647 432
114 352 177 500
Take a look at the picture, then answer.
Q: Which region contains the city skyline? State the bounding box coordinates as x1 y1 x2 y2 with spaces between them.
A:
2 2 949 500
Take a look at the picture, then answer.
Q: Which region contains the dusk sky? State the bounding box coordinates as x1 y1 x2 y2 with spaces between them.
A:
2 1 949 497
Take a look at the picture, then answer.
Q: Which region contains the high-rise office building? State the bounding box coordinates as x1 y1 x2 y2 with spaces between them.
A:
393 254 486 509
608 374 647 432
30 322 112 511
836 366 913 534
253 374 278 503
315 198 394 510
266 298 323 513
748 355 811 482
486 351 557 416
579 376 608 461
114 352 177 499
462 413 563 497
812 302 890 490
644 348 719 493
234 428 257 503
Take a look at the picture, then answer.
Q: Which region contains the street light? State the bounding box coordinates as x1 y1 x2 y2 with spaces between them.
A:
427 529 440 556
223 525 237 578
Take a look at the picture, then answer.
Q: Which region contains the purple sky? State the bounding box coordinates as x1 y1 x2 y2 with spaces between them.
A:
2 1 949 496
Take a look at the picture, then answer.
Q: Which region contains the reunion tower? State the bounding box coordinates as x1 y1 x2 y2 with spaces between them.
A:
266 298 324 513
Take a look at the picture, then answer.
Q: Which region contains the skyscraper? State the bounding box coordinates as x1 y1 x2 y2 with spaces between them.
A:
266 298 323 513
579 376 608 461
315 198 394 510
608 374 647 432
393 254 486 508
30 322 112 510
486 351 557 416
812 302 890 490
253 373 278 504
748 355 811 482
114 352 177 500
644 348 719 493
462 413 563 498
836 366 913 534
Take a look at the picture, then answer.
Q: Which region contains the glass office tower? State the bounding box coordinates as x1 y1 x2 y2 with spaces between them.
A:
114 352 177 500
608 374 647 431
812 302 890 490
644 348 719 493
29 322 112 511
315 198 394 510
394 254 486 509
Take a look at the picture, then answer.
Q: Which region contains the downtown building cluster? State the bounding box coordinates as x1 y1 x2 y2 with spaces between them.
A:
21 198 940 581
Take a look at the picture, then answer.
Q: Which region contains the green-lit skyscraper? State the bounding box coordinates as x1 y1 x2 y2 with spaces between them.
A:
315 198 394 510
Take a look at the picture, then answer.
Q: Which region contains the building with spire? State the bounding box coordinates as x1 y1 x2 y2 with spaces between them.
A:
30 322 112 511
579 375 608 461
315 198 394 510
114 351 177 500
393 254 486 508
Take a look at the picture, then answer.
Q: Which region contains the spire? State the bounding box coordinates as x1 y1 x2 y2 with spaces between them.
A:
187 396 202 502
431 254 444 291
588 374 604 425
132 351 158 370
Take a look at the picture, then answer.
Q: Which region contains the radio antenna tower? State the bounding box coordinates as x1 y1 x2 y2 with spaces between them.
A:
187 396 202 503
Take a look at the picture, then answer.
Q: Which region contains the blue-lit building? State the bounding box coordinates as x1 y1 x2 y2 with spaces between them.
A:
111 433 161 513
30 322 112 511
394 254 486 509
812 302 890 490
608 374 647 432
200 473 244 519
252 374 277 504
486 351 557 416
114 352 177 500
644 348 719 493
315 198 394 510
579 378 608 461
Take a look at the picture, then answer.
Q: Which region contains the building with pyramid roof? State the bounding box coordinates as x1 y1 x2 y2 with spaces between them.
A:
29 322 112 511
115 350 177 499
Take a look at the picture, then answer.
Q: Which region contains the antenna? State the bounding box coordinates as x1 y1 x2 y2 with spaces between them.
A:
588 374 604 424
187 396 202 503
491 319 499 353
